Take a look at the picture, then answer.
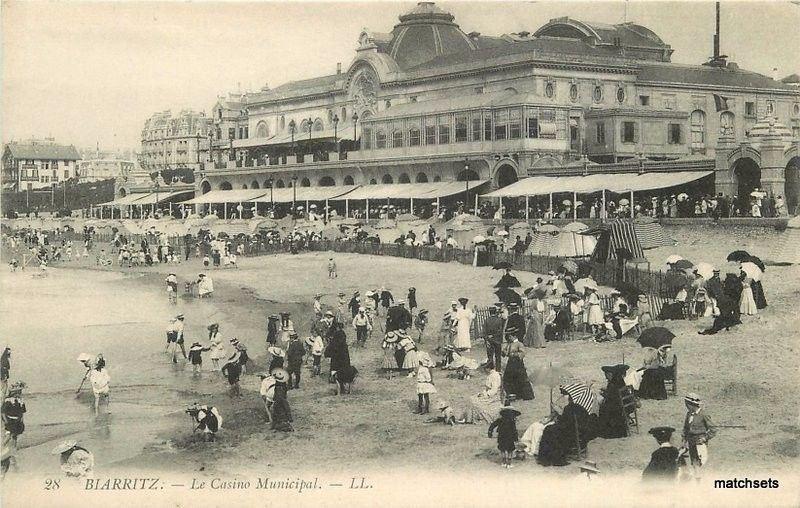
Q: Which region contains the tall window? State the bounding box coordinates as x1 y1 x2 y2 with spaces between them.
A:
256 121 269 138
493 109 508 140
392 130 403 148
455 114 468 142
425 117 436 145
362 127 373 149
539 109 557 139
622 121 636 143
409 127 421 146
596 123 606 144
437 115 450 144
526 107 539 138
690 110 706 150
484 111 493 141
668 123 682 144
375 129 387 149
509 109 522 139
471 114 482 142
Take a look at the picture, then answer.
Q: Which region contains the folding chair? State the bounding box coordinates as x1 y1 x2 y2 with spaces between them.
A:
663 354 678 396
619 385 640 436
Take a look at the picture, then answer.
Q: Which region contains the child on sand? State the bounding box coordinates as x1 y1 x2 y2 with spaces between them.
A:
488 406 521 468
188 342 211 375
415 355 437 414
327 258 337 278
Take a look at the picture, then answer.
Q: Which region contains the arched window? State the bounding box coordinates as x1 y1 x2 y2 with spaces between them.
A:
392 130 403 148
251 180 260 189
690 110 706 150
415 172 429 183
398 173 410 183
219 181 233 190
301 178 311 187
382 174 394 184
433 175 441 182
343 175 355 186
341 107 347 122
280 116 286 131
319 176 335 187
276 179 285 188
256 121 269 138
369 178 377 185
313 118 324 131
375 130 387 149
300 119 311 133
720 111 735 137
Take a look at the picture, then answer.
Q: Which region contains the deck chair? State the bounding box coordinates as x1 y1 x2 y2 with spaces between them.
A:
663 354 678 396
619 385 640 436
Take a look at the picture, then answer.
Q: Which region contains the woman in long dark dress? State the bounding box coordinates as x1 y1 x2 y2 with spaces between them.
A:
266 315 279 345
502 338 534 400
324 323 352 382
638 347 669 400
597 364 630 439
537 383 597 466
270 369 293 432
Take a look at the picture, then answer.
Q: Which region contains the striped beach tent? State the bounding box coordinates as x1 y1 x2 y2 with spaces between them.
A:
581 220 645 262
633 217 674 249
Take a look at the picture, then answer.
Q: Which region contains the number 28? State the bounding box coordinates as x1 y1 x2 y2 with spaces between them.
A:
44 479 61 490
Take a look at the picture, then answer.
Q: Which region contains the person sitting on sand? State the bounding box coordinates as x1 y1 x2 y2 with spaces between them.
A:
51 440 93 477
530 382 598 466
458 363 502 424
188 404 222 442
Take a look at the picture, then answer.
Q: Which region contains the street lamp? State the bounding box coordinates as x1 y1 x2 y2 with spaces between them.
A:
266 177 274 211
464 160 470 212
306 117 313 161
154 178 161 217
333 114 340 153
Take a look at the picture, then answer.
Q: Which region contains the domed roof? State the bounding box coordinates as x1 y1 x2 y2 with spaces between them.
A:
386 2 475 70
747 116 794 150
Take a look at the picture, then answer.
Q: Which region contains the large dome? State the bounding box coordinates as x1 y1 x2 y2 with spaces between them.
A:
385 2 475 70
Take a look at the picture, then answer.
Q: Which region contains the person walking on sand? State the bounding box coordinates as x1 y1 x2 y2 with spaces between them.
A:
415 355 437 414
221 352 242 397
327 257 337 278
165 273 178 304
286 334 305 390
488 406 521 469
0 348 10 401
2 382 26 447
453 297 473 351
165 314 188 361
188 342 211 375
89 364 110 416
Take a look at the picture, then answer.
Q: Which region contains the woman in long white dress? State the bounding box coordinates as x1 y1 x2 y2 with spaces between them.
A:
739 276 758 316
453 298 473 350
586 287 604 334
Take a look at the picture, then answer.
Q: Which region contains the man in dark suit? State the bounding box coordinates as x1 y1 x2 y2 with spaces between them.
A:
482 305 504 370
642 426 680 480
386 300 412 333
503 303 526 343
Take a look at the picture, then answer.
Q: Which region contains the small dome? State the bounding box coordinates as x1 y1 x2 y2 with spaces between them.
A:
747 116 794 150
386 2 475 70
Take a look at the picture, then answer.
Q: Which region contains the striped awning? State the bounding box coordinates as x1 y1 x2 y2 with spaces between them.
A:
633 219 675 249
582 219 645 261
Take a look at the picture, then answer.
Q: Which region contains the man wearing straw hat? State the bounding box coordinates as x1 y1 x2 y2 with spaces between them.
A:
681 392 715 479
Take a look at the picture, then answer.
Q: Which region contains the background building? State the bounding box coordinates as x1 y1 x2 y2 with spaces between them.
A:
2 138 81 191
140 109 211 181
191 3 800 212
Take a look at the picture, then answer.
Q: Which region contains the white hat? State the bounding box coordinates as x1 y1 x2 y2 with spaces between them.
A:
51 440 78 455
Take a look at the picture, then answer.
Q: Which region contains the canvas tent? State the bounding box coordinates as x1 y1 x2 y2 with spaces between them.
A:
580 219 646 262
632 217 675 249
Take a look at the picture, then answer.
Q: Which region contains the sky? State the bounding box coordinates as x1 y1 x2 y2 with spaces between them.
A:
2 1 799 152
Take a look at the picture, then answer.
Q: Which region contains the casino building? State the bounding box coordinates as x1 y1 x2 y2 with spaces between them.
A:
182 3 799 213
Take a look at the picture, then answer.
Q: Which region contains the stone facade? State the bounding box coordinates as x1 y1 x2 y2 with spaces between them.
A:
140 109 211 173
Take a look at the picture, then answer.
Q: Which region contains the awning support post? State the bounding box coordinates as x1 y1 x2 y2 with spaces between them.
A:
325 199 329 221
602 189 606 220
525 195 529 221
410 197 414 216
306 199 309 218
630 190 635 218
573 191 577 220
436 197 440 211
549 193 553 219
474 193 478 214
366 198 369 221
223 202 227 219
345 199 349 218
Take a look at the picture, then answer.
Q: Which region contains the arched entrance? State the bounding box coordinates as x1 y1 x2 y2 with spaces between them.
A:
319 176 336 187
200 181 211 194
732 157 761 202
456 169 480 181
251 180 260 189
495 164 518 188
219 181 233 190
786 156 800 214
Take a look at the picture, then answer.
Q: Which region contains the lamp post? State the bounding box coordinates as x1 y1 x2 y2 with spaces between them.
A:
208 131 214 165
154 178 161 217
267 177 274 213
289 120 296 155
291 175 298 218
352 112 359 145
464 160 470 213
333 114 340 154
306 117 313 161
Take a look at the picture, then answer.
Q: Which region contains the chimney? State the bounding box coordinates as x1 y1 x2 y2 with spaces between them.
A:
337 62 342 74
713 1 720 60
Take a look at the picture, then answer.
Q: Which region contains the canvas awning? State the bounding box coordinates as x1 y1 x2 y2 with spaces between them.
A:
183 189 270 205
99 193 153 206
484 171 714 197
251 185 360 203
335 180 489 200
237 126 357 148
130 190 194 205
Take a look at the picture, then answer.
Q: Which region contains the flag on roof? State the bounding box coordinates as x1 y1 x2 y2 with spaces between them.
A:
713 93 730 112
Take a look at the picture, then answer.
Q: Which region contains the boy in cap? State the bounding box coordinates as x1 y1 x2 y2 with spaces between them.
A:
682 393 715 479
643 426 680 480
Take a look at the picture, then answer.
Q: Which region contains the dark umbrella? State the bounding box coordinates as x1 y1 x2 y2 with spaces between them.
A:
495 275 522 288
744 255 766 272
726 250 751 262
494 288 522 305
492 261 514 270
637 326 676 349
672 259 694 270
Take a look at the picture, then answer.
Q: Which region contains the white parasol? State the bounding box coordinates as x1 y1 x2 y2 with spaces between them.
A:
665 254 684 264
740 261 762 281
472 235 486 243
694 262 715 280
618 198 629 205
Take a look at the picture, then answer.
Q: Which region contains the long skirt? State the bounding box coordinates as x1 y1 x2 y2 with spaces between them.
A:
271 398 293 431
463 394 502 424
401 349 418 370
751 281 767 309
381 347 399 370
524 313 545 348
587 305 604 326
739 287 757 315
520 421 553 457
638 368 668 400
503 357 534 400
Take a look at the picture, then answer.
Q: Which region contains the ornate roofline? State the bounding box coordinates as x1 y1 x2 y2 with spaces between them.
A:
636 80 800 97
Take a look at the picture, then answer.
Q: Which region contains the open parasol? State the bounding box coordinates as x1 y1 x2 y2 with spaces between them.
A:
494 287 522 305
740 261 762 281
637 327 676 349
750 190 767 198
531 362 574 405
726 250 750 262
618 198 629 205
694 262 715 280
574 277 597 293
492 262 514 270
562 199 572 206
472 235 486 243
744 255 766 272
537 224 560 234
561 260 579 274
672 259 694 270
677 193 689 201
496 230 509 237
